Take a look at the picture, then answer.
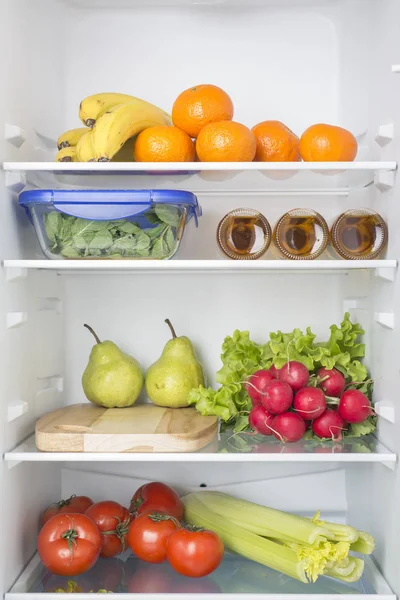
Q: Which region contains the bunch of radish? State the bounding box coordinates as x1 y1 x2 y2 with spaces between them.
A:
246 362 373 443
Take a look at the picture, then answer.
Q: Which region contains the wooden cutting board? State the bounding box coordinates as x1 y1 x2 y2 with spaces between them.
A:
35 404 218 453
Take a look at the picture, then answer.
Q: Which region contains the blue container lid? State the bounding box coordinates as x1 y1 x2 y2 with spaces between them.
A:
19 189 201 224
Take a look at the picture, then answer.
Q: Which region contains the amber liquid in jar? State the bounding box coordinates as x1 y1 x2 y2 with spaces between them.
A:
273 209 329 260
217 209 271 260
331 210 388 260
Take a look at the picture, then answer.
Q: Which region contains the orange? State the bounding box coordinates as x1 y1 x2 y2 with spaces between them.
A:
134 126 195 162
300 124 358 162
196 121 256 162
172 84 234 138
252 121 301 162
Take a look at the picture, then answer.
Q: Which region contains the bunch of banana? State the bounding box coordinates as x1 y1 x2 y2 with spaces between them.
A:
56 92 171 163
57 127 87 150
56 146 78 162
79 93 138 128
56 127 87 161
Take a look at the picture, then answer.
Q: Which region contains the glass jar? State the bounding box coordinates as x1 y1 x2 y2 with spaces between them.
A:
273 209 329 260
217 208 271 260
330 209 388 260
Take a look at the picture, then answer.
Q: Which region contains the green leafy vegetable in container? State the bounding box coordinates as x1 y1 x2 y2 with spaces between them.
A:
44 204 181 259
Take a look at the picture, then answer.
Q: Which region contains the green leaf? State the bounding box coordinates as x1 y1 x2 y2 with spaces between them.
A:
187 386 240 422
71 235 88 252
60 215 75 241
165 227 176 253
61 246 80 258
145 211 163 225
111 235 137 255
88 230 113 252
151 237 169 258
144 224 168 239
44 211 63 242
154 204 181 227
347 416 377 438
136 248 151 257
135 231 151 251
119 221 141 234
72 219 109 237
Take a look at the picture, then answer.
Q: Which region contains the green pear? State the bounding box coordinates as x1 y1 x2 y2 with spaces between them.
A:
145 319 205 408
82 324 144 408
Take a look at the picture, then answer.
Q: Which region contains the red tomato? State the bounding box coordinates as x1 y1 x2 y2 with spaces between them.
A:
42 495 93 525
167 528 224 578
85 501 130 558
38 513 102 576
130 482 183 520
127 511 180 563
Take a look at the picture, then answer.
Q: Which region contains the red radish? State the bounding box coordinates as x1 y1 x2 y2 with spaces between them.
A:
249 405 274 435
278 361 309 392
293 387 326 420
245 369 276 405
261 380 293 415
271 413 306 443
312 409 345 440
338 389 373 423
317 368 346 397
269 365 280 378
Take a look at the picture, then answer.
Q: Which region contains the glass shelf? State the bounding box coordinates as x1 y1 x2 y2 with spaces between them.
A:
3 161 397 194
3 259 398 275
8 551 395 599
4 433 396 466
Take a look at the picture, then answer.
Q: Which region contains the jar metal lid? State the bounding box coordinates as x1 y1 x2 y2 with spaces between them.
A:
217 208 272 260
330 209 388 260
273 208 329 260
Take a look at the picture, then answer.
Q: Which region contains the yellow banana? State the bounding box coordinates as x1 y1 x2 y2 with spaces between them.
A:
56 147 77 162
79 93 138 128
79 93 171 129
57 127 87 150
92 101 171 161
76 130 96 161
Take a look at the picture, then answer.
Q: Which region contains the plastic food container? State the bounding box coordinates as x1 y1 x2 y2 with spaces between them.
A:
19 189 201 260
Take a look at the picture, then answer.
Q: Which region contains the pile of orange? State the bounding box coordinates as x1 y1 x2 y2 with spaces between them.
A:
134 84 358 163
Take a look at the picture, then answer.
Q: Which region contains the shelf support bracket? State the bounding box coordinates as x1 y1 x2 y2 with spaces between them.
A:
7 400 28 423
374 401 395 423
374 171 395 192
375 124 394 147
374 312 394 329
375 266 396 282
4 124 26 148
7 312 28 329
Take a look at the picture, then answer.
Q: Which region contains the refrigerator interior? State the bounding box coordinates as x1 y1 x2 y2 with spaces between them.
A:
1 0 400 598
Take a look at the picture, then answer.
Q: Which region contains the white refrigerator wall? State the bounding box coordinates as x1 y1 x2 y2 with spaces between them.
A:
1 0 400 598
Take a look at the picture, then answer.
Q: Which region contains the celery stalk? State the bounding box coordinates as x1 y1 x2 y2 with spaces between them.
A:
193 492 330 545
325 557 365 582
308 511 359 543
350 531 375 554
182 493 309 583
